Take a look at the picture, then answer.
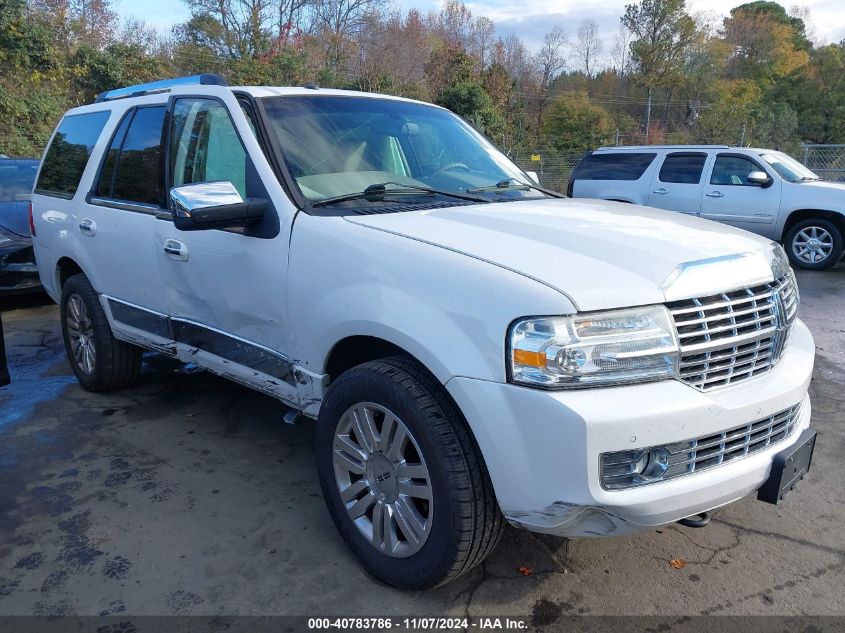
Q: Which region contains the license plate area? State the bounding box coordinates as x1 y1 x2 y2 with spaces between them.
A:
757 428 816 505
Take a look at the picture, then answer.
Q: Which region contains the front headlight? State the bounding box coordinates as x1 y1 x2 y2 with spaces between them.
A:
508 306 680 388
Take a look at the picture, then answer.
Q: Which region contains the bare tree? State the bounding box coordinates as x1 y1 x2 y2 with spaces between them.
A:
470 15 496 72
534 26 567 87
611 23 633 75
574 19 602 77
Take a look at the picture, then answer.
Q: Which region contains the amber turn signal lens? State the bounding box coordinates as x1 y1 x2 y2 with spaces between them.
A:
513 349 546 368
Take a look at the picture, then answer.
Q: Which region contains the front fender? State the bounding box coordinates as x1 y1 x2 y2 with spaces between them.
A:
287 214 573 385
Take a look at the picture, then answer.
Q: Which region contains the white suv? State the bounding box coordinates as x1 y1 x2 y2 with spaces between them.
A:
569 145 845 270
31 77 817 589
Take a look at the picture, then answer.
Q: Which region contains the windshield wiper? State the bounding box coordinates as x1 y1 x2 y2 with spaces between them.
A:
796 176 821 182
310 182 487 208
467 178 565 198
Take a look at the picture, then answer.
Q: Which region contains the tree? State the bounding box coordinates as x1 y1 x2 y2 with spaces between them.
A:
535 27 567 88
542 92 616 153
437 81 502 135
722 1 810 84
622 0 698 137
574 19 602 78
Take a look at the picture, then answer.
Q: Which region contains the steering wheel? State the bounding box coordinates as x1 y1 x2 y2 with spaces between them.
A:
432 162 471 176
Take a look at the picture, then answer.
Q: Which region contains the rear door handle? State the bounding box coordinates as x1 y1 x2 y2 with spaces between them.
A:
706 191 725 198
78 218 96 236
652 188 669 195
163 239 188 262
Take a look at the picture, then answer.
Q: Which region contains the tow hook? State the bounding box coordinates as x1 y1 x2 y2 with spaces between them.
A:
677 512 712 528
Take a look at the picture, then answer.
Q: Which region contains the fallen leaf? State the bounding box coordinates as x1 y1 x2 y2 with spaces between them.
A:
669 558 686 569
518 566 533 576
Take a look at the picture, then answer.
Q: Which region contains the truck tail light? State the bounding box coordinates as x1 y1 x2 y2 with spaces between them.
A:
28 202 36 237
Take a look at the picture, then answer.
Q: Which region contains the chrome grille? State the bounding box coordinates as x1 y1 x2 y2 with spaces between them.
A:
600 403 803 489
668 273 799 391
661 403 802 480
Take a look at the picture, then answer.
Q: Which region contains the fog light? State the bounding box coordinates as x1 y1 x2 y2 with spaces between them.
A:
601 447 671 490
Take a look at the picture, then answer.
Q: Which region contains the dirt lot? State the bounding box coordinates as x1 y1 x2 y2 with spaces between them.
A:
0 267 843 621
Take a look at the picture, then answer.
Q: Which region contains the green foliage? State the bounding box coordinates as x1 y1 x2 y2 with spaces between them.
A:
542 93 617 153
437 81 502 136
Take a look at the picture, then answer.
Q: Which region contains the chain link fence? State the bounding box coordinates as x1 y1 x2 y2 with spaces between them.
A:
800 145 845 182
511 144 845 192
511 153 583 191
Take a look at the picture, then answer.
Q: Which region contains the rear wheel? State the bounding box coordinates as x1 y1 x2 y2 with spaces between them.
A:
60 274 142 391
785 219 843 270
315 356 504 589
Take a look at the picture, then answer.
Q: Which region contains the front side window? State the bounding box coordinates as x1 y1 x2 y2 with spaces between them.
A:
36 111 111 199
659 153 707 184
96 106 165 205
259 95 543 206
169 99 247 198
572 153 657 181
711 155 765 186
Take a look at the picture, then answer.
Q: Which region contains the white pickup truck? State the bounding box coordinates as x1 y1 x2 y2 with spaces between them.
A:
31 76 817 589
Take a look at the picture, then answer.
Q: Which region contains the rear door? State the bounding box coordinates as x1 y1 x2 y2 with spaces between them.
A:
83 104 171 322
700 153 781 237
647 152 710 215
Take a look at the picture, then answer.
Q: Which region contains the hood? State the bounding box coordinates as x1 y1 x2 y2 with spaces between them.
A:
0 201 31 237
797 179 845 191
344 198 777 311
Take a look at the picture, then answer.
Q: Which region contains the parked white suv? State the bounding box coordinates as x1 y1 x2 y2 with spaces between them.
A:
569 145 845 270
31 77 817 589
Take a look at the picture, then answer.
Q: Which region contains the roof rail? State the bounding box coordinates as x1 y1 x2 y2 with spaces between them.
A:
596 144 731 151
94 74 229 103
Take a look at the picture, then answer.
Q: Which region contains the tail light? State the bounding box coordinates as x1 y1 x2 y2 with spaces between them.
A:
28 202 36 237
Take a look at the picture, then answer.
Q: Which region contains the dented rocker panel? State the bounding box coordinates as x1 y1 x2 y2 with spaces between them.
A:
102 295 326 417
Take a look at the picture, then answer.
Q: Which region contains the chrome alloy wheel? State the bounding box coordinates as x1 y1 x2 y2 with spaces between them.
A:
792 226 834 264
66 293 96 375
332 402 433 558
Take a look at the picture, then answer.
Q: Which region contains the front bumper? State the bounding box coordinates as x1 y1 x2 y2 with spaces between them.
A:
446 318 815 537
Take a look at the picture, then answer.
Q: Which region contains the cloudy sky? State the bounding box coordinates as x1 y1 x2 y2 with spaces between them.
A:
115 0 845 56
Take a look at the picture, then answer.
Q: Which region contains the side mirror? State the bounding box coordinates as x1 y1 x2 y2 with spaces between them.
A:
747 171 773 188
169 181 266 231
525 170 540 185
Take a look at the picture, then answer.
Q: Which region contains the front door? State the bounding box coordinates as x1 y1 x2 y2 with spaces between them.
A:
154 94 297 395
700 153 781 237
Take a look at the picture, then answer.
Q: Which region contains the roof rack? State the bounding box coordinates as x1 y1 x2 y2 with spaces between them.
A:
94 74 229 103
596 144 731 151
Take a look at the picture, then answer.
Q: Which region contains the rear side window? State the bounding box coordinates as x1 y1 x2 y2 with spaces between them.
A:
658 153 707 184
572 152 657 181
96 106 165 205
36 111 111 199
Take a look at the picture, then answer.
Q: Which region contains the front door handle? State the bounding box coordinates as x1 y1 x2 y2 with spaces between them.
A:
163 239 188 262
706 191 725 198
652 188 669 195
78 218 96 236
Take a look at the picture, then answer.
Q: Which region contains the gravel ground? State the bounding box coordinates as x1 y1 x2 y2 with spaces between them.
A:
0 265 843 623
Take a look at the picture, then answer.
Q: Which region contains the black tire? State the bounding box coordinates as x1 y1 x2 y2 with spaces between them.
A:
315 356 504 589
60 274 142 391
784 218 843 270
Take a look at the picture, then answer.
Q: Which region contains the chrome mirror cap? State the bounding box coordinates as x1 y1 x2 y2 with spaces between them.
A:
169 181 243 215
747 171 772 186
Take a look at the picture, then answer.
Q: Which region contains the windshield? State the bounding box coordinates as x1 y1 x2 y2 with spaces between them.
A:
259 95 547 207
758 151 820 182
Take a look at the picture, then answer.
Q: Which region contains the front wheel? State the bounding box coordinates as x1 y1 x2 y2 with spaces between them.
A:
785 219 843 270
315 356 504 589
